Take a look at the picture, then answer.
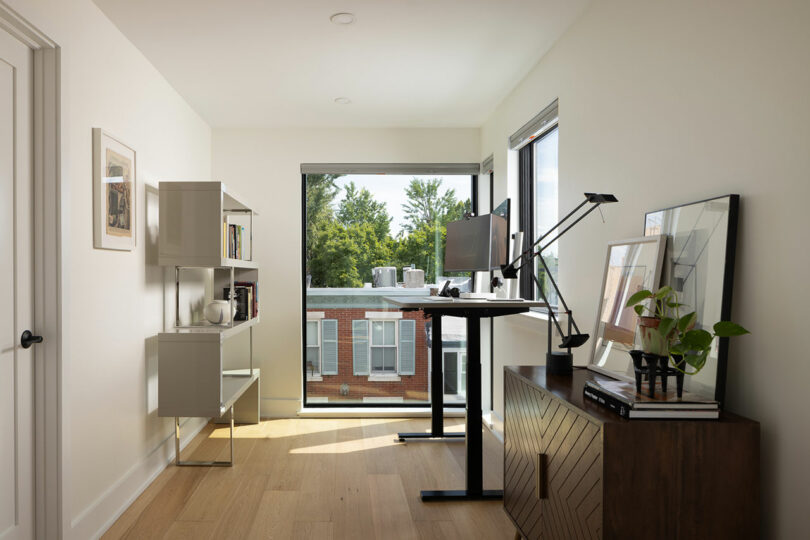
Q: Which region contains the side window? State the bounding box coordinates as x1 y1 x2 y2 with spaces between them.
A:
370 320 397 373
305 320 320 376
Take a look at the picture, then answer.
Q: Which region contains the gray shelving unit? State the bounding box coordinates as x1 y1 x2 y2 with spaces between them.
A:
157 181 260 467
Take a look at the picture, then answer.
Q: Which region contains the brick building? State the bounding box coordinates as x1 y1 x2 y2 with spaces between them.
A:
305 288 467 404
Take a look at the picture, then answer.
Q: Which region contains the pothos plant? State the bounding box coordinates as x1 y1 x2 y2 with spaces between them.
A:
625 286 750 375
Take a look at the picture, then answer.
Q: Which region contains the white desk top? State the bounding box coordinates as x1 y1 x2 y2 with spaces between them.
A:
383 296 547 310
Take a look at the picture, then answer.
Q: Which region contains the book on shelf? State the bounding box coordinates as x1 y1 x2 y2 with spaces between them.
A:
224 282 258 320
583 378 719 420
223 223 248 260
586 379 718 409
583 384 720 419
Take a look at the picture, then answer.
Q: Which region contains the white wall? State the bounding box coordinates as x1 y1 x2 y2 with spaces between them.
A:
481 0 810 537
212 128 480 417
6 0 212 538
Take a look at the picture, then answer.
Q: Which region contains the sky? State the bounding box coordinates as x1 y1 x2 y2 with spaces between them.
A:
331 174 473 236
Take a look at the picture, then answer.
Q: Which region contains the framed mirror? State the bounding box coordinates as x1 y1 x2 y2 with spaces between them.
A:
588 236 666 380
643 194 739 404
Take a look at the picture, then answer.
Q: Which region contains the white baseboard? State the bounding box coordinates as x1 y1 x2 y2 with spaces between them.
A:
297 407 466 418
67 417 208 540
261 396 301 418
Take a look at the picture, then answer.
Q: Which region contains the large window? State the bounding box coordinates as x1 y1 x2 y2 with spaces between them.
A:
303 169 475 406
532 126 559 306
517 107 559 306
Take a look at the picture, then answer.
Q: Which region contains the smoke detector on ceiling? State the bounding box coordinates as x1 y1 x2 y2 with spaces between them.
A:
334 97 352 105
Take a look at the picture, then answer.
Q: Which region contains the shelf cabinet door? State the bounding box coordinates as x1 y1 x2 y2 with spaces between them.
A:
504 371 545 539
504 371 603 540
539 391 603 539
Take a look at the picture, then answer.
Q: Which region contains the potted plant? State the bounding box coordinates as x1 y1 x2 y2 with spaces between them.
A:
624 285 749 396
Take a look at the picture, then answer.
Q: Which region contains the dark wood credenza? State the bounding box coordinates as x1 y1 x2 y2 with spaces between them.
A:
503 366 759 540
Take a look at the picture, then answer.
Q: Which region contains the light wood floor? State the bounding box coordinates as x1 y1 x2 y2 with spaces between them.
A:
103 418 516 540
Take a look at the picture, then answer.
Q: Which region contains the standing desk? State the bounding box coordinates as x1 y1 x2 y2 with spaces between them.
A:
383 296 546 501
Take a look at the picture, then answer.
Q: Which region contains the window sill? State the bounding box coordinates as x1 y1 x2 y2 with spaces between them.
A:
368 374 401 382
306 375 323 382
520 310 549 322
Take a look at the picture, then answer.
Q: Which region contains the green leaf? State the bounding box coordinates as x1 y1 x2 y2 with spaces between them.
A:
682 329 713 351
634 305 645 316
684 350 710 373
666 301 686 308
658 317 677 339
678 312 697 333
669 343 687 355
713 321 750 337
654 286 673 300
625 289 653 307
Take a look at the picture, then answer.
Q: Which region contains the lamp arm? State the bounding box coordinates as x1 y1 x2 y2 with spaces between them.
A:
530 271 566 340
506 198 591 269
535 251 582 336
502 201 603 280
537 202 602 254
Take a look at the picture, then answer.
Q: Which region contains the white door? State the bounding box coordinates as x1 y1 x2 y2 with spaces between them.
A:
0 25 35 540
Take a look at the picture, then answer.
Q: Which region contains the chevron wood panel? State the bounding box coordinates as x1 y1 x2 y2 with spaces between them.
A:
504 370 603 540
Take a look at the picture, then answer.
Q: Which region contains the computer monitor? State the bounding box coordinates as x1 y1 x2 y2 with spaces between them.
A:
444 213 508 272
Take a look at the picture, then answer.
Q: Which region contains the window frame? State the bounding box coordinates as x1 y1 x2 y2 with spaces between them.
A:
305 319 322 380
301 169 478 409
441 347 468 398
518 120 560 306
369 319 398 374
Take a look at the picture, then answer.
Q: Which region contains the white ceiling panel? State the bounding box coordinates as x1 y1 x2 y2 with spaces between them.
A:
93 0 590 127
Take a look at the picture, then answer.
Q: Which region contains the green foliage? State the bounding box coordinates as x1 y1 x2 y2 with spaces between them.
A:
392 222 444 284
306 175 470 288
401 178 468 234
305 174 341 274
336 181 391 239
624 285 750 375
308 220 362 288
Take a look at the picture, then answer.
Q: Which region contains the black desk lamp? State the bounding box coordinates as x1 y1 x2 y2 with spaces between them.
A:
499 193 618 375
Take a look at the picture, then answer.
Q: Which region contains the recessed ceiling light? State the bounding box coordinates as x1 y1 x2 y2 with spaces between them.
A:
334 97 352 105
330 12 355 25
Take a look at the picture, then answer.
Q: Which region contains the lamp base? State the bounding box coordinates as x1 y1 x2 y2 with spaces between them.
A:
546 352 573 376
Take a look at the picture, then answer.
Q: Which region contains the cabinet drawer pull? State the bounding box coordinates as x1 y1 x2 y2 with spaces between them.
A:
535 453 547 499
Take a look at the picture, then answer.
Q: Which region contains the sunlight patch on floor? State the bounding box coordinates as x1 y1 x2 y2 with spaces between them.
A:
205 417 413 439
288 433 398 454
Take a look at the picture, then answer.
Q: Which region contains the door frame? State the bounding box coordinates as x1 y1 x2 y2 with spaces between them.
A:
0 3 61 538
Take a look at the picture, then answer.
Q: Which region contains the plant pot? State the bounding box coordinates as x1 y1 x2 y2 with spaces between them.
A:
638 316 670 356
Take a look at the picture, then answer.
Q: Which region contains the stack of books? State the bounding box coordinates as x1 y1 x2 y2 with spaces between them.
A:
223 282 258 321
223 221 247 260
583 379 719 419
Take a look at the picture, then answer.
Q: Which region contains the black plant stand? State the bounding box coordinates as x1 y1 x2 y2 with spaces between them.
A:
631 350 686 398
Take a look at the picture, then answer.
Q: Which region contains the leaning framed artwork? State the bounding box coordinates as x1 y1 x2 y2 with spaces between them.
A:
588 235 666 381
93 128 136 250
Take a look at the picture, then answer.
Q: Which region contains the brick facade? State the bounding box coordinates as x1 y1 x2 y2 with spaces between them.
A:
306 308 430 402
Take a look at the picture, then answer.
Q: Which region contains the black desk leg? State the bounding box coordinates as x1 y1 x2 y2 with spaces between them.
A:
419 316 503 501
397 315 464 442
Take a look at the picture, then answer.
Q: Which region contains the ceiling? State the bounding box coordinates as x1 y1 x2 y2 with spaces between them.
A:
93 0 590 128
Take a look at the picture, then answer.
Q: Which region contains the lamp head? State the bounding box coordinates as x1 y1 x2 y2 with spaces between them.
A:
500 263 519 279
584 193 618 203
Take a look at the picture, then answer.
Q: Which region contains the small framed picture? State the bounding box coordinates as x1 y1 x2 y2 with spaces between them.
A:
93 128 136 250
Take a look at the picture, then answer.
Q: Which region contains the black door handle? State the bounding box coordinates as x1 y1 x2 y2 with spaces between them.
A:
21 330 43 349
